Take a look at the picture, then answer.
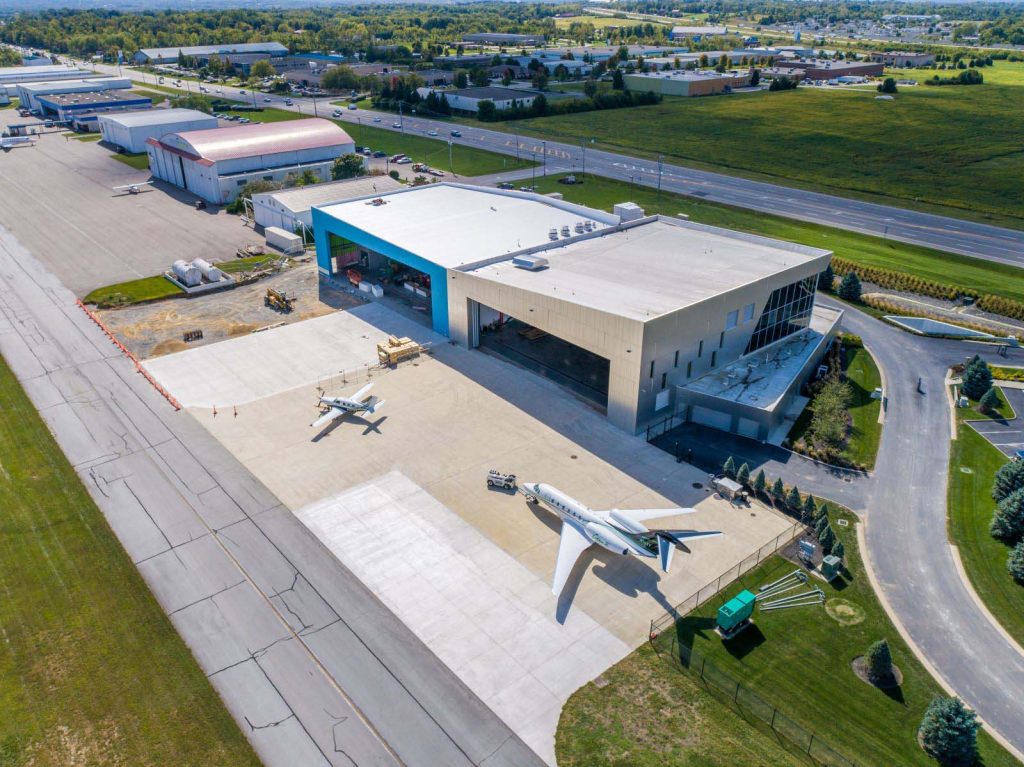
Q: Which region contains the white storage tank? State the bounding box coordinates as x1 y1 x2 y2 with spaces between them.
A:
171 259 201 287
191 258 225 282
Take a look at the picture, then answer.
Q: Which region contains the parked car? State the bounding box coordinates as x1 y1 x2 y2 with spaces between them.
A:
389 154 406 162
372 116 382 123
332 110 343 117
450 130 462 137
284 98 293 105
497 182 514 190
362 148 372 156
239 89 246 94
263 97 271 102
427 129 438 137
372 150 387 158
395 157 412 165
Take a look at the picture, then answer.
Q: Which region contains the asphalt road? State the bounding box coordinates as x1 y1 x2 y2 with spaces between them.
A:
0 222 544 767
83 61 1024 265
822 298 1024 759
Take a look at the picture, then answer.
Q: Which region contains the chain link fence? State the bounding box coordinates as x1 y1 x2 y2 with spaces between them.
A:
647 523 857 767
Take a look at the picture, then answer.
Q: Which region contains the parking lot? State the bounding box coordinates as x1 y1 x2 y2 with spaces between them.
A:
967 385 1024 457
0 109 263 295
145 298 795 763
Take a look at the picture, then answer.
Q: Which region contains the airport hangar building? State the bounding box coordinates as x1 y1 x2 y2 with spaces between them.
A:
146 118 355 204
312 183 839 437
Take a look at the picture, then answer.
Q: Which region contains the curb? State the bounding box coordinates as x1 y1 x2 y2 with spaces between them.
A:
857 520 1024 764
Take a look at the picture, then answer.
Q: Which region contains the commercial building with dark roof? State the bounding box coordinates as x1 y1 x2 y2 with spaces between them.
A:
773 58 884 81
133 42 288 66
145 118 355 204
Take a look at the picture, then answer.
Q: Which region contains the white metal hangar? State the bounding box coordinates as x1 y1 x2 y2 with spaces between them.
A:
312 183 838 435
250 175 404 232
98 108 218 153
146 118 355 204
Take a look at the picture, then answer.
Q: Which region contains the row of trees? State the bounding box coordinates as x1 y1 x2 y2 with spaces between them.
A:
477 89 660 122
989 437 1024 585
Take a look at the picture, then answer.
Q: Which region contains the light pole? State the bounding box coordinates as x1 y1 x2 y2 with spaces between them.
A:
542 140 546 177
656 154 664 203
532 153 536 189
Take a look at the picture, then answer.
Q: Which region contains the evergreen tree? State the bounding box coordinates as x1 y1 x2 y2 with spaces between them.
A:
802 494 817 524
837 271 862 302
919 697 978 767
771 478 785 505
815 514 830 538
815 502 830 526
1008 541 1024 584
961 359 993 401
866 639 893 681
818 263 835 292
819 524 836 554
832 539 845 561
786 485 802 512
753 469 767 496
979 387 1001 414
992 459 1024 502
736 462 750 487
722 455 736 479
877 76 898 94
990 487 1024 543
611 68 624 90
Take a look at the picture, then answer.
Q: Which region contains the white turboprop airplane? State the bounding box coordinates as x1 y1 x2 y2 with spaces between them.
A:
311 383 384 429
519 482 722 596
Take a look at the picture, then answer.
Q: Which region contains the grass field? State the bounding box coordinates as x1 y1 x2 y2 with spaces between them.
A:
0 355 260 766
83 255 273 308
956 386 1015 422
633 508 1016 767
500 61 1024 227
529 174 1024 303
130 88 171 104
948 425 1024 650
110 151 149 170
788 344 883 469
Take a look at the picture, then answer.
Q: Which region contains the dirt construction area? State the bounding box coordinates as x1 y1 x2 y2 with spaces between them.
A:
0 109 262 295
96 262 360 358
143 298 796 763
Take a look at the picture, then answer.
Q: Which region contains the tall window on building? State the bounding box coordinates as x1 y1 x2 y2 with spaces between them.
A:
744 276 816 354
649 360 655 379
674 350 679 368
711 350 717 367
743 302 756 323
698 340 704 357
686 360 692 378
661 372 667 389
719 331 725 348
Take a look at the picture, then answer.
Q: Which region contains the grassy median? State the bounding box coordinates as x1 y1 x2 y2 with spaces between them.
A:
500 61 1024 227
530 174 1024 304
948 425 1024 649
0 355 259 766
559 506 1017 766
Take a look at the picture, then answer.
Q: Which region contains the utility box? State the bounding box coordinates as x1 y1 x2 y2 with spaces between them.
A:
717 590 756 634
821 554 842 581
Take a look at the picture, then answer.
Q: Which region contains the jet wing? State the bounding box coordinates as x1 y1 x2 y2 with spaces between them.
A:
614 507 698 524
551 521 592 597
311 406 346 429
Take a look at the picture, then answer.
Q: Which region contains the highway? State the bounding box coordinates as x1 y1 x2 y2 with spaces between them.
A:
87 60 1024 266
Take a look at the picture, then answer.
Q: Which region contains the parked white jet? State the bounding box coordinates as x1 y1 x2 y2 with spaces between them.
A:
520 482 722 596
311 383 384 429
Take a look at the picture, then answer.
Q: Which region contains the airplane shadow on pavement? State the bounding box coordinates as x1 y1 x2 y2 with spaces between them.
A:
311 414 387 442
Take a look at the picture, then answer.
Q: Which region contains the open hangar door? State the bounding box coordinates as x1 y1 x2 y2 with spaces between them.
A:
325 233 445 332
470 300 610 410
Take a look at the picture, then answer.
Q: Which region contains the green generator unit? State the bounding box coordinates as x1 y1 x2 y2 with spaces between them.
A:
821 554 842 581
717 590 757 633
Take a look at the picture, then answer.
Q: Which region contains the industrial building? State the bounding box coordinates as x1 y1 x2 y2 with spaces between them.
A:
0 65 98 96
98 108 218 153
312 183 836 435
670 25 729 40
132 42 288 65
417 86 538 112
146 118 355 204
624 69 748 96
36 91 152 129
462 33 546 46
772 58 884 81
251 174 403 232
16 78 131 111
869 51 935 67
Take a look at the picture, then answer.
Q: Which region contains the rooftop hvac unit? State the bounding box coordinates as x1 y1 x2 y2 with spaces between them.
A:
583 220 594 232
574 221 584 233
548 228 559 240
513 254 549 271
560 225 570 238
614 202 645 222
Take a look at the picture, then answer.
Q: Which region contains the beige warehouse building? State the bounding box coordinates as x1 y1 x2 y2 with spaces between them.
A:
624 69 747 96
313 184 837 436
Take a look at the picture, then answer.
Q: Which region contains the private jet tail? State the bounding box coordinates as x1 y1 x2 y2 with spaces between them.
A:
656 530 723 573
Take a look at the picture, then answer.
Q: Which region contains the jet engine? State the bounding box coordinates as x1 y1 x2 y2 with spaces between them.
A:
584 522 630 556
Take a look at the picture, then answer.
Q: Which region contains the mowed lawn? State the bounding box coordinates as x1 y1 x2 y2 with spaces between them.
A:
503 61 1024 226
646 509 1016 767
529 173 1024 303
0 356 260 766
948 425 1024 649
788 343 883 469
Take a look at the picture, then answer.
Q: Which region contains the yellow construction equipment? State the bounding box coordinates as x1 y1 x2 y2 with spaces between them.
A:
264 287 295 313
377 335 421 366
